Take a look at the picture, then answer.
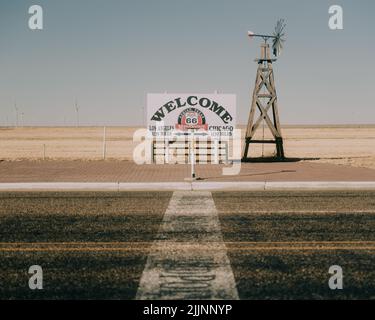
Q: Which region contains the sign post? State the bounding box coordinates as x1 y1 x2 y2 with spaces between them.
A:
190 129 196 179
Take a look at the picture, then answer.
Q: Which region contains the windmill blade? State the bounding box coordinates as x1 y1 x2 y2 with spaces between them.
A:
272 37 285 56
272 19 286 57
274 19 286 36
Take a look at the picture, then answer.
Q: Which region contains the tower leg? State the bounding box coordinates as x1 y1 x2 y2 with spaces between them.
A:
242 139 250 161
275 137 285 159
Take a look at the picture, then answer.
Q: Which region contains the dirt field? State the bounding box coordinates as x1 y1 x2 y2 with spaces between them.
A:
0 126 375 170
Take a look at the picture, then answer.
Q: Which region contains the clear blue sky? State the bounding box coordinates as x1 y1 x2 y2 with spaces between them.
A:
0 0 374 126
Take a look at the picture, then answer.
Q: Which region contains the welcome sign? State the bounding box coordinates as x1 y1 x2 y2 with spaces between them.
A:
147 93 236 138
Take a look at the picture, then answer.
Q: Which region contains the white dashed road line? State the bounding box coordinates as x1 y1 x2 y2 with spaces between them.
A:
136 191 239 300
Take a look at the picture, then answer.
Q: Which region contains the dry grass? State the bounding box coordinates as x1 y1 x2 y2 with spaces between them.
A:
0 126 375 170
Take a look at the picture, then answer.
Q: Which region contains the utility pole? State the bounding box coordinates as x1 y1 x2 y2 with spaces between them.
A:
14 103 19 127
20 112 24 127
75 99 79 127
141 105 145 127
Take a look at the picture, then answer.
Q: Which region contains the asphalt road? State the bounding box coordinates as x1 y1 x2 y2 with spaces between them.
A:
213 191 375 299
0 191 374 299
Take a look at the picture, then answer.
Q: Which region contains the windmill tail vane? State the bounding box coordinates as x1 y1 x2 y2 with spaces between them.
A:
247 19 286 57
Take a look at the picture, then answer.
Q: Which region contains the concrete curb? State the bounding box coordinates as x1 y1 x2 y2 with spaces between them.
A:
118 182 191 191
191 181 265 191
265 181 375 190
0 182 119 192
1 181 375 191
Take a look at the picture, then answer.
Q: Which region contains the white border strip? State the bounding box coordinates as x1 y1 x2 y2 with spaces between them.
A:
0 181 375 191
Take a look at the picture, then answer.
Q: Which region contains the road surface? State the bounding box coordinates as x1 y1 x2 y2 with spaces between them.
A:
0 191 374 299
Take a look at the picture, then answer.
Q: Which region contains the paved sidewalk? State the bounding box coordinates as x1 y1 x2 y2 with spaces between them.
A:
1 160 375 182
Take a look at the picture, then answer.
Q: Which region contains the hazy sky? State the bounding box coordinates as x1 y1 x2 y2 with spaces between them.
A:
0 0 374 126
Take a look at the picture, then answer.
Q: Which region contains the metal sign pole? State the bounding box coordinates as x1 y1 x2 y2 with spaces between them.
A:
190 129 196 179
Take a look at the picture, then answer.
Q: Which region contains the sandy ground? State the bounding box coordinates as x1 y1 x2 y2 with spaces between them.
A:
0 126 375 170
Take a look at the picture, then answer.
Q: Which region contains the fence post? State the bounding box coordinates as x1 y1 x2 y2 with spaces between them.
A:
151 137 155 164
214 139 219 164
165 139 169 164
102 126 106 160
225 141 229 164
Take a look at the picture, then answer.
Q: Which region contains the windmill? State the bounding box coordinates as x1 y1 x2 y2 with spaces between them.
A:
242 19 286 161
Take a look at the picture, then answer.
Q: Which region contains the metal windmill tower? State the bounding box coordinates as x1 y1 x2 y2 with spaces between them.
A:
242 19 286 161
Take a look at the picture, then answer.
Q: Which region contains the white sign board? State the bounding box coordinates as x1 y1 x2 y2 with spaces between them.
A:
147 93 236 138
